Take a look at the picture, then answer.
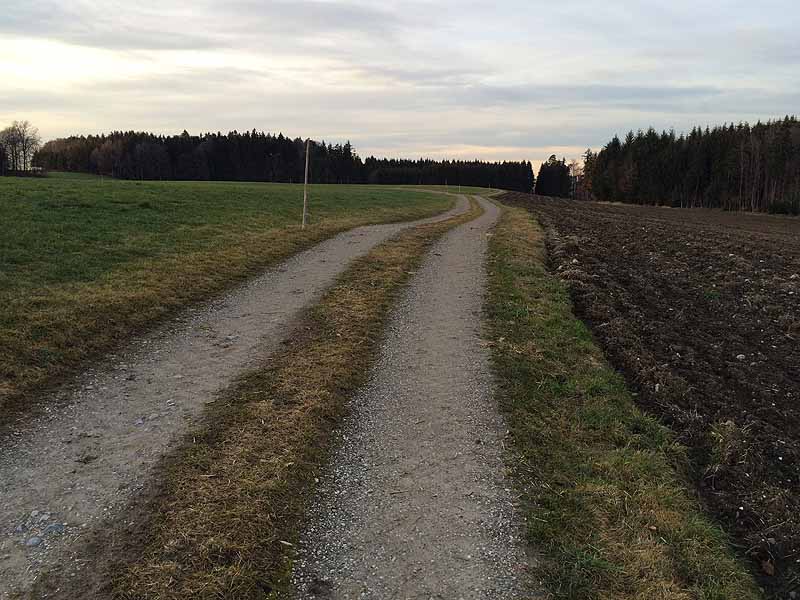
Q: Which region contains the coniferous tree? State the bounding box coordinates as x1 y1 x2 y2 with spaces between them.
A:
34 130 535 192
535 155 571 197
585 116 800 213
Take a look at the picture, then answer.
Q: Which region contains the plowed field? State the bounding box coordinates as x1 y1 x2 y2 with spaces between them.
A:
501 193 800 597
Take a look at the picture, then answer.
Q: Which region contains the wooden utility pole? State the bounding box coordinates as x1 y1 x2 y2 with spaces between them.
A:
302 139 310 229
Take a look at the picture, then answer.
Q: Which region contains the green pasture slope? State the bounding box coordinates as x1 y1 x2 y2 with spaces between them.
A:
0 173 450 417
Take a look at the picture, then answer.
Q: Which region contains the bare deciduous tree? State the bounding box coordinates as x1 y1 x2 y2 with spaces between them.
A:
0 139 7 175
17 120 41 171
0 126 20 171
0 120 41 171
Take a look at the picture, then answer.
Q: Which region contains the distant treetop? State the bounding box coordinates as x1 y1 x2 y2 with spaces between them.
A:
34 130 535 192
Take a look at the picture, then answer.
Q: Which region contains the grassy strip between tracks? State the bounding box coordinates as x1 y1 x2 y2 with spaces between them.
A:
486 205 761 600
90 198 483 599
0 177 451 425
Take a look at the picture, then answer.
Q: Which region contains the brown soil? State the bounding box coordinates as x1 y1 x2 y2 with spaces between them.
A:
500 193 800 598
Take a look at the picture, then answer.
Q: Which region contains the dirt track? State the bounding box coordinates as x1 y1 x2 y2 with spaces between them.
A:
503 193 800 597
292 197 534 599
0 198 468 598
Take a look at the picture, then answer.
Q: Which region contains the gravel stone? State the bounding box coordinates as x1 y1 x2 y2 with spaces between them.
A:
44 524 66 536
293 197 539 599
0 199 468 598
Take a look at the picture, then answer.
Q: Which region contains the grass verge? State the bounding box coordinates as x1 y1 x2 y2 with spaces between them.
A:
486 205 761 599
0 178 450 424
60 198 483 599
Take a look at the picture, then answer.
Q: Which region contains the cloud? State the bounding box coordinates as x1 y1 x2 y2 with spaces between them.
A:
0 2 217 50
446 83 724 111
0 0 414 52
2 0 799 168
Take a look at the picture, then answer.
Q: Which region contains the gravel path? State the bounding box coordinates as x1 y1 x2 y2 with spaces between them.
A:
293 197 536 599
0 198 468 598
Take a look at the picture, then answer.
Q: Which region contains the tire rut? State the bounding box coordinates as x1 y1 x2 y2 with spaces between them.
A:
292 197 536 599
0 197 469 598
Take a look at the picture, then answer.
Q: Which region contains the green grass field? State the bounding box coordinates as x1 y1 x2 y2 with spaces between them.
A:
487 205 760 600
0 174 450 418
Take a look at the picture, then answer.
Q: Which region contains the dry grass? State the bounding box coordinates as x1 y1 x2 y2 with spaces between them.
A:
0 178 451 426
486 205 761 599
90 199 484 599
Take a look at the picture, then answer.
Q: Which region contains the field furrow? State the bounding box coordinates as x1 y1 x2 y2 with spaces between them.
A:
502 192 800 597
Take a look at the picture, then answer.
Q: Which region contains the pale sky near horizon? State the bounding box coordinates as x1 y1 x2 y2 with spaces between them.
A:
1 1 798 167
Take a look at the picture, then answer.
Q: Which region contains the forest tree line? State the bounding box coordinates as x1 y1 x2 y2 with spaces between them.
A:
580 116 800 214
33 130 535 192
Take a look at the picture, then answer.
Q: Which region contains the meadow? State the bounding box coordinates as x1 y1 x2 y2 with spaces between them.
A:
0 173 450 420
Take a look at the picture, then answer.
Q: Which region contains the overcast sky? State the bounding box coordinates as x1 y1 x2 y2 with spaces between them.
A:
2 1 798 166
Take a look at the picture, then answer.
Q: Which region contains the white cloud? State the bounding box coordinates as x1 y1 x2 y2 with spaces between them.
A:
1 0 798 167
